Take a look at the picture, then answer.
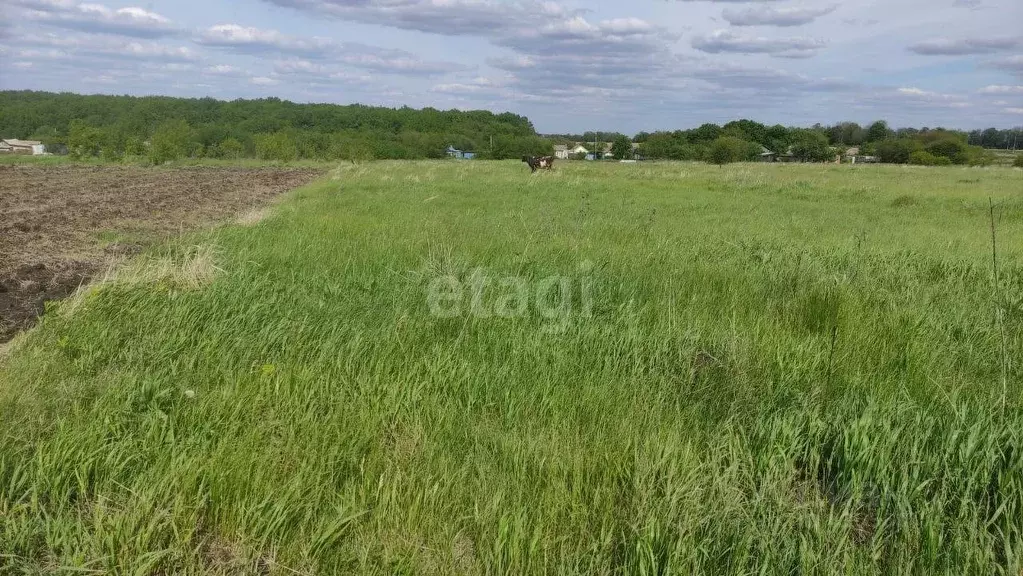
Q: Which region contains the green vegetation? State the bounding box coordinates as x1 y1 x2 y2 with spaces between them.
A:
1015 154 1023 168
0 90 550 161
707 136 757 165
610 134 634 160
2 161 1022 574
632 119 1018 166
909 150 952 166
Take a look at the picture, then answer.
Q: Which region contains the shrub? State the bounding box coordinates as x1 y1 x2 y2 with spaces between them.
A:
255 131 298 163
876 139 921 164
707 137 749 166
67 120 103 159
964 146 995 167
909 151 936 166
219 137 244 159
924 138 968 164
791 131 833 163
125 137 146 157
149 120 195 164
1015 154 1023 168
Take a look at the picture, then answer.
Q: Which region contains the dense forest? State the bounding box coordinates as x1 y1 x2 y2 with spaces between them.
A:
1 91 1020 165
0 91 553 162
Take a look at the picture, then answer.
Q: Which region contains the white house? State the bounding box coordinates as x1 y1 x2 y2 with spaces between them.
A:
570 144 589 155
0 139 45 155
553 144 569 159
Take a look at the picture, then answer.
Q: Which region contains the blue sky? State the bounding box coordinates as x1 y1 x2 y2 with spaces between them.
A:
1 0 1021 134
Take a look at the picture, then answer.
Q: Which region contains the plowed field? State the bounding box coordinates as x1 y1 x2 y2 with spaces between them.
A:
0 164 322 342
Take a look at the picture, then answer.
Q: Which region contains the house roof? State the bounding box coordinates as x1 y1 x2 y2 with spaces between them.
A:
553 145 567 151
844 147 860 156
2 139 42 147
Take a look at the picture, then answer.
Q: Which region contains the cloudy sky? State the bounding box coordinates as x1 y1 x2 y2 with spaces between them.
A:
1 0 1021 134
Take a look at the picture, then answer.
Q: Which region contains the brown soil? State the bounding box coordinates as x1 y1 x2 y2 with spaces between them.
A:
0 164 323 342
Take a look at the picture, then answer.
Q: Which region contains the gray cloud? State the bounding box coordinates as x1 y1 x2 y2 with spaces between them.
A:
692 63 854 93
909 37 1020 55
10 0 180 38
196 24 464 75
692 30 826 57
990 55 1023 75
723 5 837 27
669 0 786 2
260 0 581 37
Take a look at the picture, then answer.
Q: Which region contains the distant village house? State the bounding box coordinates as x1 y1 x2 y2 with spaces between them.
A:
445 145 474 160
0 139 46 155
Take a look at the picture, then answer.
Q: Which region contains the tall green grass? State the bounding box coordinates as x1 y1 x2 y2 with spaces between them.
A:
1 161 1022 574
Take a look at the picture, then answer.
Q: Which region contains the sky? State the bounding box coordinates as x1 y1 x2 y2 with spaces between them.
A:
1 0 1022 134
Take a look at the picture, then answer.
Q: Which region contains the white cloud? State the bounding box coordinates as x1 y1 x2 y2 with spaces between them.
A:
722 5 838 27
979 85 1023 94
9 0 179 38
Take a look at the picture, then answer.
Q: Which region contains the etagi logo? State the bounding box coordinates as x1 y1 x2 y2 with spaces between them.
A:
426 261 595 333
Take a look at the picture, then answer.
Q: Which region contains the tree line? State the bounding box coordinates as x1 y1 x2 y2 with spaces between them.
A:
2 91 1020 166
0 91 553 162
629 120 1022 166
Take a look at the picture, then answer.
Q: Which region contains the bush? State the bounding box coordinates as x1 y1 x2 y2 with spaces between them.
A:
876 139 921 164
149 120 195 164
125 137 146 157
67 120 103 159
908 151 952 166
964 146 995 167
1015 154 1023 168
924 138 968 164
255 131 298 163
791 131 833 162
219 137 244 159
707 137 756 166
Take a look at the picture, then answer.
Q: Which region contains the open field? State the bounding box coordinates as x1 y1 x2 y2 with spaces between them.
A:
0 164 323 342
1 161 1022 574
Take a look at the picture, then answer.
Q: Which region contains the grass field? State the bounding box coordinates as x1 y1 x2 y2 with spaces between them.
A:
1 160 1022 574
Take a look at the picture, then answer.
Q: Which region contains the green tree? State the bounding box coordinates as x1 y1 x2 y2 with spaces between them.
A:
707 137 749 166
255 131 298 163
219 137 244 159
690 123 722 143
791 131 833 162
924 138 968 164
866 120 892 143
876 139 921 164
125 137 146 157
67 119 103 158
610 135 633 160
149 119 194 164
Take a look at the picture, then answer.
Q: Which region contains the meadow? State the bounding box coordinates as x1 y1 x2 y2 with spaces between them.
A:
1 160 1022 575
